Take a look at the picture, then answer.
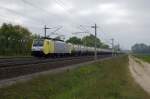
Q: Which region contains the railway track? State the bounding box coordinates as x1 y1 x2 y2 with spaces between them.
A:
0 56 94 68
0 55 112 80
0 57 34 63
0 56 32 59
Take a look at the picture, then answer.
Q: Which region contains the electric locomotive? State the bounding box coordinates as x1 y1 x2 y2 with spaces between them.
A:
31 38 113 57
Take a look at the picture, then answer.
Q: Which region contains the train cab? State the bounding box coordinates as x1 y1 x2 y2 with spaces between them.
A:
31 39 44 57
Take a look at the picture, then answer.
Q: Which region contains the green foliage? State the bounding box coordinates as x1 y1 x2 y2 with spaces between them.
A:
101 43 109 49
132 43 150 54
0 23 33 55
66 36 82 45
82 34 102 47
0 56 149 99
66 34 109 48
134 54 150 63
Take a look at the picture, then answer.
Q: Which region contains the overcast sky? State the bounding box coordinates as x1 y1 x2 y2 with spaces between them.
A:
0 0 150 50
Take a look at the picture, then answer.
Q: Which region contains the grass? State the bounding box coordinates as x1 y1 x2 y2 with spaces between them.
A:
0 55 149 99
134 54 150 63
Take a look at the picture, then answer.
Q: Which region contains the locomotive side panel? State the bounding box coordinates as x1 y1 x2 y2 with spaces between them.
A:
54 41 70 53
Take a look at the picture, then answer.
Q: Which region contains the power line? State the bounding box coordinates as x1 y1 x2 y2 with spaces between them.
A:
54 0 72 15
22 0 72 19
21 0 77 39
44 25 63 38
22 0 43 10
54 0 67 10
22 0 76 29
24 0 77 30
50 26 63 34
22 0 73 17
79 25 91 34
22 0 54 16
0 6 44 25
75 24 99 60
53 0 78 27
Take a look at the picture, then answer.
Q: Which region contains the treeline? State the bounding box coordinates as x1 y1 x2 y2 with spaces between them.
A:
0 23 33 56
66 35 109 48
132 43 150 54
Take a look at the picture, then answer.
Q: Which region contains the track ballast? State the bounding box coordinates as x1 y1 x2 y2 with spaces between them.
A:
0 55 111 80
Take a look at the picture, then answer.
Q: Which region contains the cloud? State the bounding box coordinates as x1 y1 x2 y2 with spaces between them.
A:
0 0 150 49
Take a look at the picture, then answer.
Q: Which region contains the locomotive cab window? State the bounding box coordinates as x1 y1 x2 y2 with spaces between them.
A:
33 39 44 46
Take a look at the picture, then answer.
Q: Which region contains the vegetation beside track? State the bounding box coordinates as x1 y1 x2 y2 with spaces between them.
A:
0 23 33 56
134 54 150 63
0 56 149 99
0 56 32 58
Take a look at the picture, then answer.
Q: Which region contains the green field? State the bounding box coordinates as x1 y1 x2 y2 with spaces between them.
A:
134 54 150 63
0 56 149 99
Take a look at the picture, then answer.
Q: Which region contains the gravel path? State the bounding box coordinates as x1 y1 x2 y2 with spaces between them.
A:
129 56 150 94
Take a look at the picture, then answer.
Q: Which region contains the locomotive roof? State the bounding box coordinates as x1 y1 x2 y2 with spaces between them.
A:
39 37 65 42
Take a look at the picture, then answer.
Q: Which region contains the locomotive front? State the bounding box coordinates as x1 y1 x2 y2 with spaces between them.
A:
31 39 44 57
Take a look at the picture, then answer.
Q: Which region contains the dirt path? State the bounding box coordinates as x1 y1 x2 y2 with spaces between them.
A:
129 56 150 94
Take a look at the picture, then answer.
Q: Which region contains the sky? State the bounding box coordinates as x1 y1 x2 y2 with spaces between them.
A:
0 0 150 50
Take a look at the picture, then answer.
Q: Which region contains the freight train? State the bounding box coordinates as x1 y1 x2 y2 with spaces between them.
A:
31 38 114 57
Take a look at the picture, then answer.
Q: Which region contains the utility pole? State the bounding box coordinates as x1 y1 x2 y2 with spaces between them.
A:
44 25 51 38
91 24 97 60
111 38 114 56
75 24 98 60
118 43 120 51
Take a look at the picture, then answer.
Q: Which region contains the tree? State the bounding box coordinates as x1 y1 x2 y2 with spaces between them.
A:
101 43 109 49
82 34 102 48
66 36 82 45
66 35 109 48
0 23 33 55
132 43 150 54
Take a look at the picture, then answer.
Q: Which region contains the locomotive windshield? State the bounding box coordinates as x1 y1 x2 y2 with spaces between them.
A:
33 39 44 46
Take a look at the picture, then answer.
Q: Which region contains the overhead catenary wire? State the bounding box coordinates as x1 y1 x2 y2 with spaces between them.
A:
79 25 91 34
22 0 72 22
2 0 115 46
22 0 56 17
54 0 67 10
0 14 42 29
53 0 80 28
54 0 73 15
50 26 63 34
80 24 116 47
0 5 44 26
21 0 76 36
0 0 67 37
22 0 87 37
